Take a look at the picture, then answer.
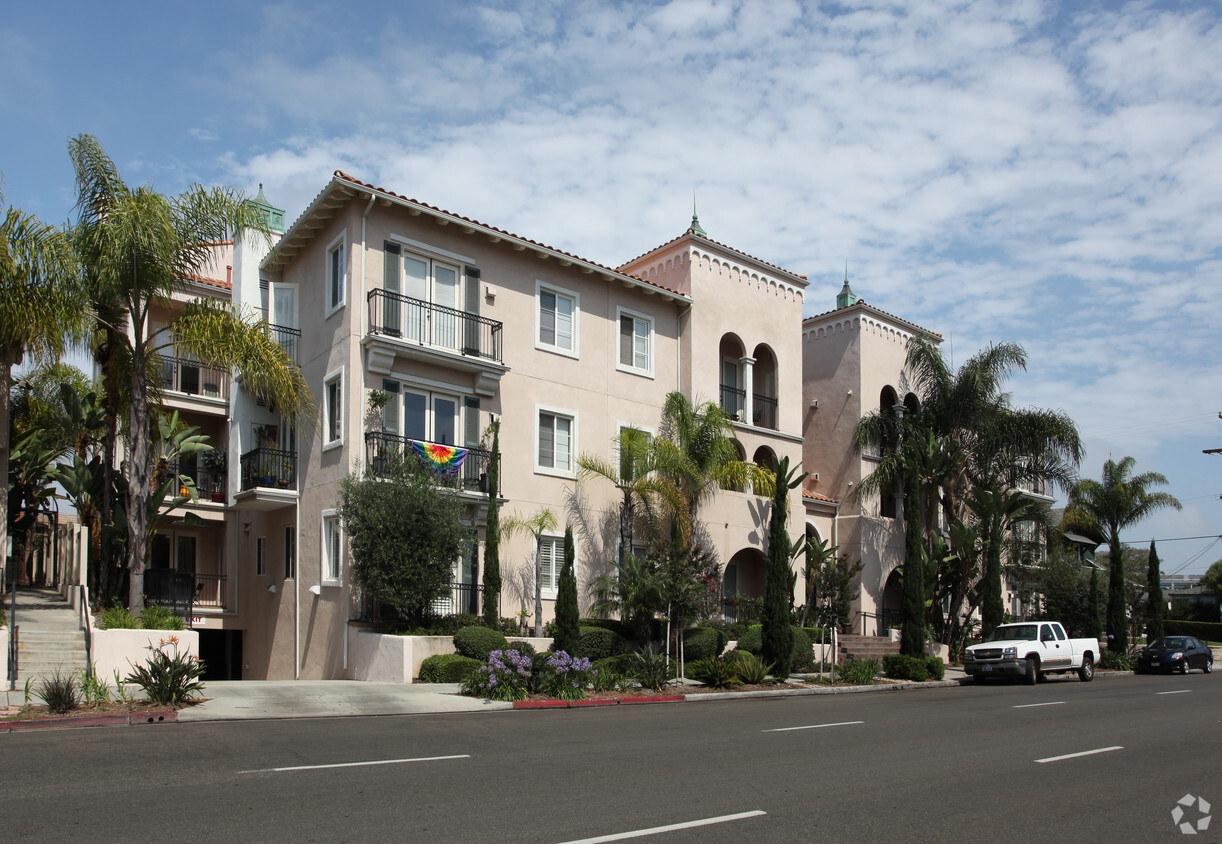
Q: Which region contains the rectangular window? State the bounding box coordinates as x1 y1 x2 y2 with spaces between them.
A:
324 369 343 447
284 526 296 580
617 309 652 374
327 239 345 311
322 512 342 585
538 410 574 474
536 283 578 355
538 536 563 597
256 537 266 576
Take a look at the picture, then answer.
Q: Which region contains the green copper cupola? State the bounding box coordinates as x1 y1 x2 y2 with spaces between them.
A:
251 183 286 234
689 195 706 238
836 264 858 309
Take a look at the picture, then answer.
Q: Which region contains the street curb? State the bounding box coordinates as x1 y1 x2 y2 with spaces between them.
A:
511 680 964 709
1 710 177 733
513 694 686 709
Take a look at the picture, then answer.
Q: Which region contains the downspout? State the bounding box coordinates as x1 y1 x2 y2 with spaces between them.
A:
295 499 301 679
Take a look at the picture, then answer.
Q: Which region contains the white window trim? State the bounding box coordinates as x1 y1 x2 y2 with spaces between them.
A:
325 231 348 318
321 509 343 587
535 404 577 478
615 306 655 378
535 280 580 359
323 366 344 451
255 536 267 577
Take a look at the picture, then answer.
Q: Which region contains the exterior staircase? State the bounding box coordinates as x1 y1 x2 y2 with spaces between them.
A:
7 588 89 691
837 633 901 663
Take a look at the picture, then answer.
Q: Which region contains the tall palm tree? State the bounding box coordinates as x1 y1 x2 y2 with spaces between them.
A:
500 507 559 637
1064 457 1181 652
0 200 88 584
70 134 313 611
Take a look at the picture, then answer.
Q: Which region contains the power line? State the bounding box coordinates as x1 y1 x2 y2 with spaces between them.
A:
1120 534 1222 545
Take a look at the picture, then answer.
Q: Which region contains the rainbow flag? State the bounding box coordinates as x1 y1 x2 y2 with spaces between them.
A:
411 441 468 476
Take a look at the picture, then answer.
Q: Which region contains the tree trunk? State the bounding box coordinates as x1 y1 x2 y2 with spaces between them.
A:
533 533 543 638
980 515 1004 640
126 354 151 613
900 480 925 657
0 346 16 592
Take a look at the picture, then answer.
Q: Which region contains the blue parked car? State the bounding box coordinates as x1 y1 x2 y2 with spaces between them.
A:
1135 636 1214 674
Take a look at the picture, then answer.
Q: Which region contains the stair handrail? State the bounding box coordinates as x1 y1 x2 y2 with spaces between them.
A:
7 584 16 691
78 584 92 673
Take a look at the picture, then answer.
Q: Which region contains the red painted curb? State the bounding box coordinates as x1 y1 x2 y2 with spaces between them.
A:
568 699 618 707
619 695 686 704
7 714 130 730
131 711 178 724
513 700 569 709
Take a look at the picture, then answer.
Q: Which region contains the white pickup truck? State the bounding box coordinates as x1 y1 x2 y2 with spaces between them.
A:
962 622 1098 685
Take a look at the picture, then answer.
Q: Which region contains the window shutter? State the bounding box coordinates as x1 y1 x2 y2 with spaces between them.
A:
383 242 401 336
464 397 480 448
619 316 632 366
464 266 481 354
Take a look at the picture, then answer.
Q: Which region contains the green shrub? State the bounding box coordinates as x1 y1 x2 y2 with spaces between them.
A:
37 672 80 714
682 627 723 662
838 656 881 685
591 667 625 693
925 657 945 681
629 648 672 691
800 626 832 644
461 648 532 701
733 651 773 684
688 656 741 688
591 654 637 675
96 603 142 630
124 637 205 706
140 604 186 631
1100 649 1133 671
418 654 481 683
505 639 537 660
739 625 814 673
453 625 509 661
78 666 111 705
883 654 930 681
578 617 629 638
1164 621 1222 642
578 626 623 661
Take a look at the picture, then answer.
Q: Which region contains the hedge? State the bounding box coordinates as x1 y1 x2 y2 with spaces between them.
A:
882 654 946 681
682 627 723 662
453 625 509 661
579 626 624 661
419 653 481 683
734 625 814 673
1164 621 1222 642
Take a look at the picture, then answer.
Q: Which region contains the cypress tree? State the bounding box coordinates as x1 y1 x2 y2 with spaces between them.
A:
900 475 927 657
481 419 501 627
553 525 580 655
1145 541 1164 642
763 456 804 676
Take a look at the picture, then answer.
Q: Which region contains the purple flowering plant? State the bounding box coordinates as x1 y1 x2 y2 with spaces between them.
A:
461 648 533 702
542 650 592 701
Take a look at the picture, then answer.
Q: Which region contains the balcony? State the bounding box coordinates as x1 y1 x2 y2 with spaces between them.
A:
263 317 301 363
234 447 298 511
720 384 745 421
166 460 227 504
144 569 228 616
364 431 498 496
752 393 777 430
364 289 508 397
162 355 229 402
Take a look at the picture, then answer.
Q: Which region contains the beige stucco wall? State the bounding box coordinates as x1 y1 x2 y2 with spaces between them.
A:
91 628 200 685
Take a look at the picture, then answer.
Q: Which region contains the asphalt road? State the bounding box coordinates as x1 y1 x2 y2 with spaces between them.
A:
3 672 1220 843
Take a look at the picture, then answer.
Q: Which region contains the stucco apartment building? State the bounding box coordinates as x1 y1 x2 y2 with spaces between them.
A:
165 174 817 680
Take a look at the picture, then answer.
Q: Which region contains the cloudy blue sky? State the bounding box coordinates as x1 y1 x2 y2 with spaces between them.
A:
3 0 1220 574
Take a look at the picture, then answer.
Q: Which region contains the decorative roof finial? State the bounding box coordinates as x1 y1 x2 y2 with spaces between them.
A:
836 262 859 309
689 193 706 237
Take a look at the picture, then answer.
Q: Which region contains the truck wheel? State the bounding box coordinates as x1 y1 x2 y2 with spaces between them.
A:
1078 656 1094 682
1025 657 1039 685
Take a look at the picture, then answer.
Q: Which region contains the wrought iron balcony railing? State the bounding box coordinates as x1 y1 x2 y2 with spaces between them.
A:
239 447 297 491
752 393 778 430
367 288 503 363
720 384 746 421
144 569 228 615
364 431 498 494
162 355 229 400
164 460 227 502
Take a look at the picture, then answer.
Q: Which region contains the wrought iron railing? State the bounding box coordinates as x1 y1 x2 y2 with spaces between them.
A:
364 431 498 494
353 582 484 623
267 321 300 363
752 393 778 430
144 569 228 616
165 460 227 501
720 384 746 421
239 447 297 491
367 288 503 363
161 355 229 400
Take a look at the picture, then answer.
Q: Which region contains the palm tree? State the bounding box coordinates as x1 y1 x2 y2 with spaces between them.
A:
0 199 88 586
967 486 1049 639
576 425 689 565
70 134 313 611
1064 457 1181 652
500 507 559 637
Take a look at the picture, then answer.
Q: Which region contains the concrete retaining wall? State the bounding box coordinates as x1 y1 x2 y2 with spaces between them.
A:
347 631 556 683
91 628 200 684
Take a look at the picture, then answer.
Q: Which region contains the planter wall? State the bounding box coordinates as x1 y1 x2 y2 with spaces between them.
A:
347 631 454 683
91 628 200 684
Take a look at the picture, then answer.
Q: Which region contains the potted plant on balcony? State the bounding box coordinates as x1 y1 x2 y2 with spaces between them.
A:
201 449 227 502
276 458 295 489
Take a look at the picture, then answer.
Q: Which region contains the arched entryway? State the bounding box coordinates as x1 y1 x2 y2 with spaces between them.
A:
880 567 903 635
722 547 767 624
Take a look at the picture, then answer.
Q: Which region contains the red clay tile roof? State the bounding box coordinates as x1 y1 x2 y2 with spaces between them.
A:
181 273 231 291
618 229 808 286
331 172 688 300
802 489 838 504
803 300 941 338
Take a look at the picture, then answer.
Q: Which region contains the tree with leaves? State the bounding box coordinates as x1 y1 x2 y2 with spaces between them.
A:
1145 541 1164 643
762 455 805 676
501 506 559 637
1 196 88 586
1065 457 1181 652
70 135 313 611
553 526 580 655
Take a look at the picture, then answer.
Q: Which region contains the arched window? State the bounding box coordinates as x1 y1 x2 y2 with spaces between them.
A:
751 343 778 430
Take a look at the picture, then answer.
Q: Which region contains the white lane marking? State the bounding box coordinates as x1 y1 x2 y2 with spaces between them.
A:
763 720 865 732
1157 690 1192 695
1013 701 1065 709
239 754 470 774
1035 746 1123 764
557 810 767 843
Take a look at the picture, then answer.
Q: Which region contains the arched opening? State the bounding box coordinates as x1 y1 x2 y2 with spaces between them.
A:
752 445 776 469
751 343 778 430
881 568 903 635
904 392 920 417
720 440 748 492
722 547 767 623
719 334 746 421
